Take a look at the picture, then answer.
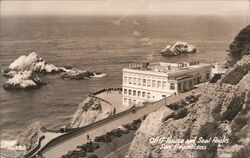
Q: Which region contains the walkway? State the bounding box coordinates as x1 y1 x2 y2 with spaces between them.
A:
41 87 203 158
97 91 128 113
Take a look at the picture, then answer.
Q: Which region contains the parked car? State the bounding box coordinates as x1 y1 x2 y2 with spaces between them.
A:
92 142 100 149
118 126 130 134
185 95 199 103
94 135 112 143
131 119 141 130
107 129 123 137
77 144 87 152
85 145 94 152
122 123 132 130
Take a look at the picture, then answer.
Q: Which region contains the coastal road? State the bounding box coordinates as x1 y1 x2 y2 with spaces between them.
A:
42 87 203 158
92 131 135 158
104 142 131 158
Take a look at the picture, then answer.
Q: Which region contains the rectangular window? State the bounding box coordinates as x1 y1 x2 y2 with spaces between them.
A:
183 82 186 89
133 77 137 85
129 77 132 84
147 79 151 87
147 92 151 99
162 81 167 89
124 97 127 103
129 99 132 104
124 76 127 84
142 78 146 86
138 78 141 86
189 80 192 88
138 91 141 97
142 92 146 98
178 83 181 90
133 90 136 96
128 89 132 95
170 83 175 90
152 80 156 88
124 89 127 95
157 80 161 88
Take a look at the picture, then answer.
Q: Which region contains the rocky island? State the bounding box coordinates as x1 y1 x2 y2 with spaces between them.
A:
160 41 197 56
2 52 106 90
126 25 250 158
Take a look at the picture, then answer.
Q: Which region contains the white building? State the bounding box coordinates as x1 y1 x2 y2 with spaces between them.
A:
122 61 212 106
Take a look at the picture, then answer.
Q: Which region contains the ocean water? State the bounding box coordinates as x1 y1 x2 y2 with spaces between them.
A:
0 15 248 157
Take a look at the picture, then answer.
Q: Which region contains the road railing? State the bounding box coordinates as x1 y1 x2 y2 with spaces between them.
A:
36 104 140 156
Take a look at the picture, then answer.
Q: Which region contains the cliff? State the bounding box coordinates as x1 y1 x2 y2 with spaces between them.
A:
126 25 250 158
227 25 250 66
70 96 114 128
15 122 43 152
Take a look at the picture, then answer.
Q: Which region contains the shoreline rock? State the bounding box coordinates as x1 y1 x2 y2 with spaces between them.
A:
15 122 43 152
3 71 47 90
2 52 106 90
7 52 63 74
160 41 197 57
61 69 94 80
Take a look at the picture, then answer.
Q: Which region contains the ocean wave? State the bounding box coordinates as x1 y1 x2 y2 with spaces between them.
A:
0 140 26 151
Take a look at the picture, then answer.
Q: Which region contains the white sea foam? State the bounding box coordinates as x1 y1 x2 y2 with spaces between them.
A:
0 140 26 151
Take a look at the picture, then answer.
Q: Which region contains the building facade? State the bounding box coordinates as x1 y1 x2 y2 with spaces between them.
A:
122 61 212 106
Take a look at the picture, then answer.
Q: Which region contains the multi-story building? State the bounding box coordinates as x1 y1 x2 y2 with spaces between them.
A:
122 61 212 106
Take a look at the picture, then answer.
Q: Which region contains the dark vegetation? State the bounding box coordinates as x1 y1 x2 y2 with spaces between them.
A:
227 25 250 66
209 74 222 83
222 63 250 85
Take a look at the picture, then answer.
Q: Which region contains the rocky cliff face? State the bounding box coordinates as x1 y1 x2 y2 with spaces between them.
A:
227 25 250 66
70 96 114 128
15 122 43 152
126 25 250 158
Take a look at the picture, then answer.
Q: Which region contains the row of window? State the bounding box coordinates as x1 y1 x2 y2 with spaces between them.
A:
178 80 193 91
123 72 210 91
123 76 169 89
123 97 139 104
123 88 153 99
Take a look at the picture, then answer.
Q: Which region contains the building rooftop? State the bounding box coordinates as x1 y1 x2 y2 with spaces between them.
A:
124 61 211 74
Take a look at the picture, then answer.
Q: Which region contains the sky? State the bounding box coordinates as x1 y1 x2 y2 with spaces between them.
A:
0 0 249 16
